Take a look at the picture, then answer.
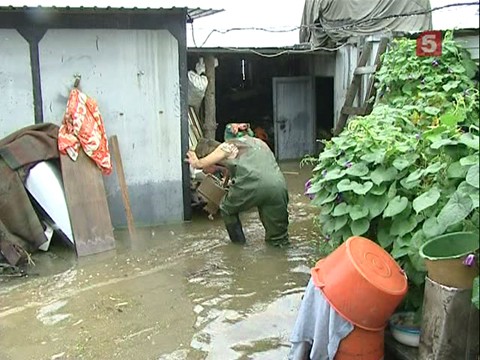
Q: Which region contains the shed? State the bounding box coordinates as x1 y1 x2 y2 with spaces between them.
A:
0 4 221 228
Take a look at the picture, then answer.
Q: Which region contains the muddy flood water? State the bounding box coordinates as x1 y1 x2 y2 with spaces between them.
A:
0 163 323 360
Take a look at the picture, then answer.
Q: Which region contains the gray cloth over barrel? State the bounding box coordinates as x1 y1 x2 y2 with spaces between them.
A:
300 0 432 47
289 278 353 360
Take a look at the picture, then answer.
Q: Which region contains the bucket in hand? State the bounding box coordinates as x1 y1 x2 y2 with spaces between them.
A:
335 326 384 360
419 232 479 289
311 236 408 331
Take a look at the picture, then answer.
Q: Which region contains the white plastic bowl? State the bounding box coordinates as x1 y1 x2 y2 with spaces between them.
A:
389 312 421 347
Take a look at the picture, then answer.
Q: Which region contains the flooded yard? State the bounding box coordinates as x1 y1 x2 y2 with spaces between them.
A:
0 163 322 360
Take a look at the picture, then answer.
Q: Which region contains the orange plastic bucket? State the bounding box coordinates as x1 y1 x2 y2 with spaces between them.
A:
335 326 384 360
311 236 408 331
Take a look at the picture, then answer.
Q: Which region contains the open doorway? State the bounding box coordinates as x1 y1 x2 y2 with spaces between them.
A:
187 52 335 159
315 76 334 152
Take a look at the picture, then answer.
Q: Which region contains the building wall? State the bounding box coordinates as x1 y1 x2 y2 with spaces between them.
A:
0 30 34 137
311 52 336 77
0 9 190 227
39 29 183 226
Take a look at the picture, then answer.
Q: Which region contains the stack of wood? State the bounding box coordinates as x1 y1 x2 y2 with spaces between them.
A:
188 106 204 149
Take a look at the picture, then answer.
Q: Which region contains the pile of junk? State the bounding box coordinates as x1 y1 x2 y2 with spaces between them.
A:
0 86 117 271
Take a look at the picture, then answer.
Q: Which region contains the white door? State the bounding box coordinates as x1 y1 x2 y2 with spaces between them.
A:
273 76 315 160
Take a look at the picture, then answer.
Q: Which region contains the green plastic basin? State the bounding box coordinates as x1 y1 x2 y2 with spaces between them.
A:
419 232 479 288
419 232 479 260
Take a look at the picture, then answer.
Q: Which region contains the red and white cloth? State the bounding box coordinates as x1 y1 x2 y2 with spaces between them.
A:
58 88 112 175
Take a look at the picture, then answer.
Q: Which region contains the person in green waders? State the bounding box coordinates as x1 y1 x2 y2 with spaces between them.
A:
186 125 289 247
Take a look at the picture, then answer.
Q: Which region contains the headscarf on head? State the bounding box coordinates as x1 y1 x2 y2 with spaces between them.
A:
224 123 254 141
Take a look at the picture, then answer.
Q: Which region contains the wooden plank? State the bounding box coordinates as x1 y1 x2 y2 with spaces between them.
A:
341 106 368 116
334 41 373 136
60 148 115 257
189 107 204 138
354 65 377 75
109 135 137 242
204 55 216 139
364 37 390 115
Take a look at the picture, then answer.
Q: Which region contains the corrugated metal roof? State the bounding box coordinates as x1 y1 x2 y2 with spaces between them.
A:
0 2 223 20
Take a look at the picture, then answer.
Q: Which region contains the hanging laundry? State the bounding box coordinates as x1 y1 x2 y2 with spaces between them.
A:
58 88 112 175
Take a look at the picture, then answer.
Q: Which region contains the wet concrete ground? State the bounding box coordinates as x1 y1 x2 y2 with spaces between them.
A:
0 162 322 360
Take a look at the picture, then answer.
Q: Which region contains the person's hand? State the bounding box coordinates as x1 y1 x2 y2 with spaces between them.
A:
186 150 199 168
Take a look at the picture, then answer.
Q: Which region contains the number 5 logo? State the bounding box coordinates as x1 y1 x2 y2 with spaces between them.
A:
416 31 442 56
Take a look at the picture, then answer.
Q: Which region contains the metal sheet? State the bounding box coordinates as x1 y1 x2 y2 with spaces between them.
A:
0 3 222 20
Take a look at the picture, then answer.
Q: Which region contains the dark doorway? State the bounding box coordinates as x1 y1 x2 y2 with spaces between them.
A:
315 76 334 152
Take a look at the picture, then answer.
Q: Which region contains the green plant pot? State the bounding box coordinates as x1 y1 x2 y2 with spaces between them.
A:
419 232 479 289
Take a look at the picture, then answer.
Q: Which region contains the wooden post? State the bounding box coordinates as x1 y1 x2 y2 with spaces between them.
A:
204 55 216 140
109 135 137 242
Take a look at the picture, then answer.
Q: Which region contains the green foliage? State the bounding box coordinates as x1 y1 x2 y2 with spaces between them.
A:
473 276 479 310
305 31 479 312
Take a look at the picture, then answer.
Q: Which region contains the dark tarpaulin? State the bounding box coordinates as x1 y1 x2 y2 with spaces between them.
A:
300 0 432 47
0 123 60 265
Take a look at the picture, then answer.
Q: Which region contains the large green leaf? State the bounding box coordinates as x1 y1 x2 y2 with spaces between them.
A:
457 181 480 209
430 138 457 150
408 231 427 272
365 193 389 219
332 203 350 217
337 179 355 192
388 181 397 199
384 196 409 218
390 216 418 237
466 165 479 189
424 106 440 116
322 202 335 215
393 157 415 171
413 188 441 213
459 155 479 167
439 110 461 126
458 133 479 151
324 168 346 181
400 177 421 190
334 216 349 231
371 166 398 185
422 217 446 239
319 192 338 205
322 219 336 234
405 169 424 183
447 161 468 178
349 205 369 221
352 181 374 195
442 81 461 92
437 191 474 228
424 162 445 174
350 218 370 235
345 162 369 177
391 239 410 259
377 224 395 248
361 150 386 164
370 183 388 195
319 149 339 160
